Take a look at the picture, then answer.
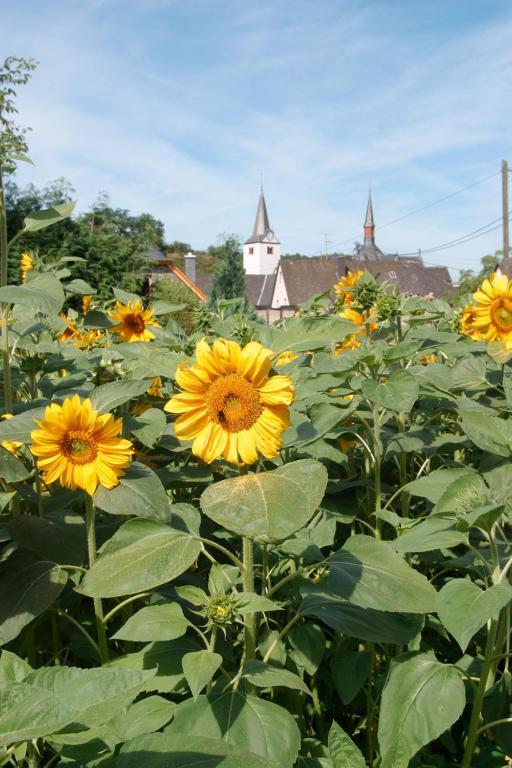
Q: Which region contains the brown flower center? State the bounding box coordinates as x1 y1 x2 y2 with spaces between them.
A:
61 430 98 464
124 313 146 334
205 373 262 432
491 298 512 332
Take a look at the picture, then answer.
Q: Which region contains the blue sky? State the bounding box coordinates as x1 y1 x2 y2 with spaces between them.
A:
2 0 512 276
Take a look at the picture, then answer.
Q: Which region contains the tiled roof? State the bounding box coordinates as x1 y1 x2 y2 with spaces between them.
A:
246 273 276 307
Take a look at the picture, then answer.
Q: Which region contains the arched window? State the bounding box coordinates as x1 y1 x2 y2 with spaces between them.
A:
249 247 254 255
267 246 273 255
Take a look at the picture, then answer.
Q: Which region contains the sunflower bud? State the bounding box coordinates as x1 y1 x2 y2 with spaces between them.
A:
205 594 235 626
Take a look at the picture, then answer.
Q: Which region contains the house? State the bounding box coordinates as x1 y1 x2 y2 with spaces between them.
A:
240 191 452 321
145 192 453 321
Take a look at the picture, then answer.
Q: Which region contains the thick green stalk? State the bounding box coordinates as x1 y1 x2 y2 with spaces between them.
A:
242 535 256 663
85 494 109 663
0 169 12 413
461 617 499 767
372 405 382 538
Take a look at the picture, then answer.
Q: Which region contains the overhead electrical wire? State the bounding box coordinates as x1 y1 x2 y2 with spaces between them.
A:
327 168 501 253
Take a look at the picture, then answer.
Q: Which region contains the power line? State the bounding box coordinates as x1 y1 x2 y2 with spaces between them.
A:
328 169 500 252
392 216 504 258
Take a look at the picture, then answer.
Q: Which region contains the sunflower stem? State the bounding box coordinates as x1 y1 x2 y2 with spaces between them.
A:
85 493 109 664
0 169 13 414
242 536 256 662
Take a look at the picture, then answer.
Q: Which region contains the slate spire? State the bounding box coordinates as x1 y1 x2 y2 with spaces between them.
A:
363 190 375 245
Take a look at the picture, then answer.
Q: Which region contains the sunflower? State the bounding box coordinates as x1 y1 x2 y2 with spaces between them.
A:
334 270 363 305
108 300 160 343
469 273 512 343
82 295 92 314
147 376 164 397
274 351 299 366
58 314 81 343
1 414 21 455
460 303 482 339
30 394 133 496
165 338 294 465
335 307 378 355
20 252 33 284
74 329 106 350
420 353 437 365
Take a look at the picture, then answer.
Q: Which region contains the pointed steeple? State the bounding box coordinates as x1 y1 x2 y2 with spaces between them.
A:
245 190 279 245
363 191 375 245
252 191 270 240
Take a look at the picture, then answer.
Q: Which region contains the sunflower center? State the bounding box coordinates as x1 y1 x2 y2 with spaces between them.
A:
60 430 98 464
205 373 262 432
491 298 512 332
124 313 145 333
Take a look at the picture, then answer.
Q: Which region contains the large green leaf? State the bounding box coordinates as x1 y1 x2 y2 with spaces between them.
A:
325 535 437 613
259 316 357 355
0 274 65 314
361 370 419 413
437 579 512 652
0 551 68 645
242 660 310 695
405 468 476 503
330 651 371 705
377 652 466 768
327 721 366 768
108 637 201 693
104 695 174 745
9 512 86 566
392 518 467 554
0 406 47 443
0 447 31 482
300 586 423 644
0 667 151 745
118 733 277 768
78 519 201 597
126 409 167 448
90 379 151 413
0 651 32 684
27 665 153 728
165 692 300 767
93 463 170 521
112 603 189 642
182 650 223 701
23 201 75 232
460 411 512 457
200 459 328 542
288 624 325 675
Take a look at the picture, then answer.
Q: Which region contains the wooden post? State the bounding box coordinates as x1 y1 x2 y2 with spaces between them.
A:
502 160 510 276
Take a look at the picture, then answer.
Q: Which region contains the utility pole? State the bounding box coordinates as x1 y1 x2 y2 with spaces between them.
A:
502 160 510 276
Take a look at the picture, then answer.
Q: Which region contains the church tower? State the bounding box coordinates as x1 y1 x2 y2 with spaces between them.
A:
243 191 280 274
355 191 386 261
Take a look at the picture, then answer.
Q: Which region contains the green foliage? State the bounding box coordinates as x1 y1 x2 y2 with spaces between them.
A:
5 181 164 296
2 257 512 767
0 56 37 172
209 235 246 304
150 275 200 334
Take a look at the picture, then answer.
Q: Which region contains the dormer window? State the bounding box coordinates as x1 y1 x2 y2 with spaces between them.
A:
389 270 397 279
267 246 273 255
249 247 254 255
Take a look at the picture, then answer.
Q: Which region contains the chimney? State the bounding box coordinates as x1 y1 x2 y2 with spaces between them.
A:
184 251 196 283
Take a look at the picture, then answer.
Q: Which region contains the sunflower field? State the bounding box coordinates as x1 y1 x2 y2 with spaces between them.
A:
2 216 512 768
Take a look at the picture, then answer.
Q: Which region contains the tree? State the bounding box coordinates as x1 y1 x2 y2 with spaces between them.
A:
5 178 75 282
5 179 165 297
209 236 246 305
